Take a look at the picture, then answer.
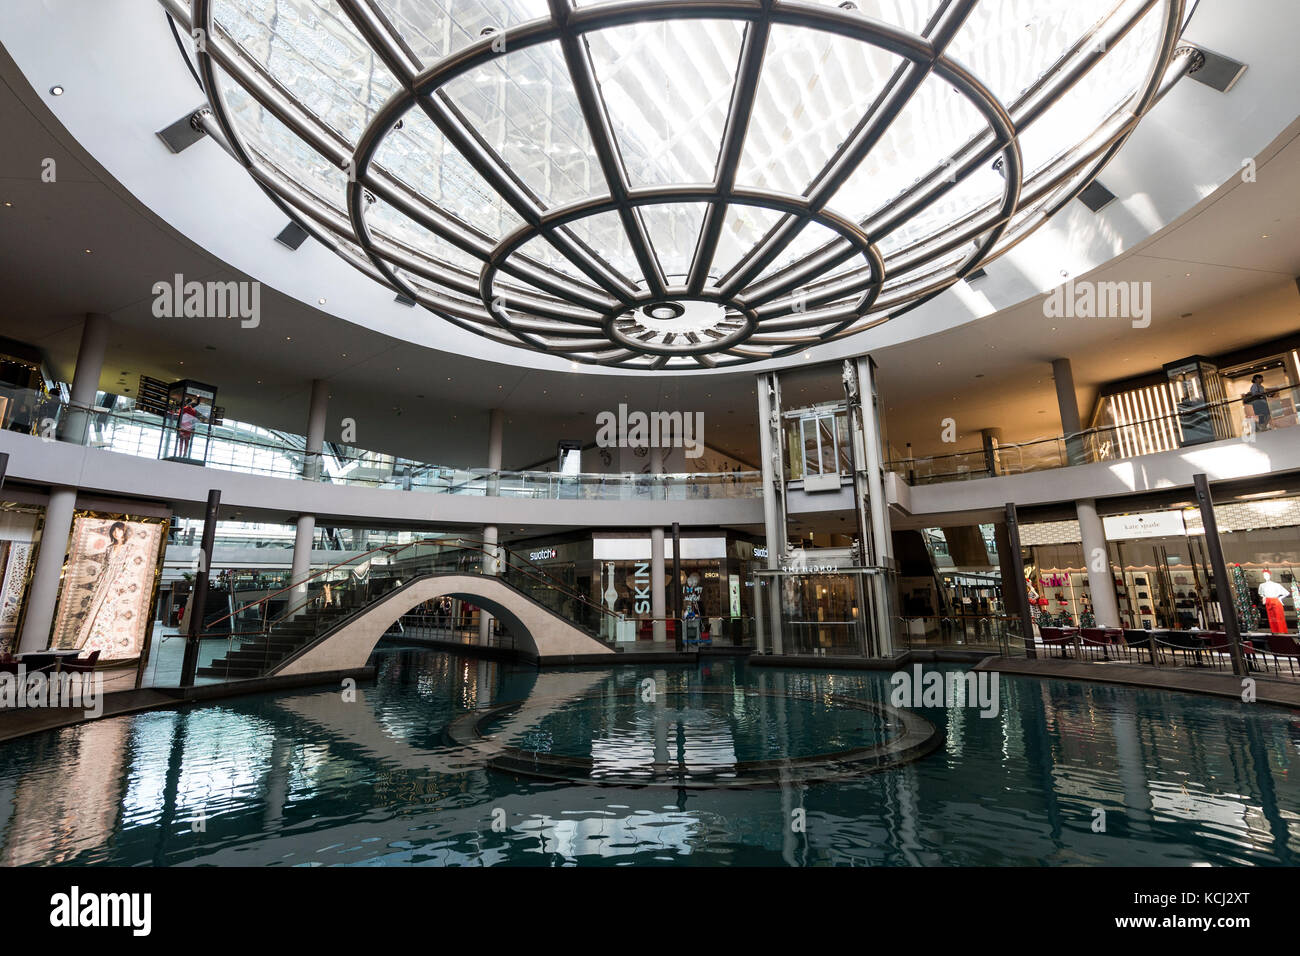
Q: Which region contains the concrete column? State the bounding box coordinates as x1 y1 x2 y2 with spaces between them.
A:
18 487 77 652
756 373 785 654
1052 357 1087 466
291 380 329 601
649 449 668 641
480 408 505 644
61 313 111 444
856 357 896 656
1076 498 1121 627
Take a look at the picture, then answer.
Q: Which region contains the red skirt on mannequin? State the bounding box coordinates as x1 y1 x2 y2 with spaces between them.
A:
1265 597 1287 633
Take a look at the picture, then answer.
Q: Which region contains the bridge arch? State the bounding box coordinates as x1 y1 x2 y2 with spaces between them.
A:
273 574 614 676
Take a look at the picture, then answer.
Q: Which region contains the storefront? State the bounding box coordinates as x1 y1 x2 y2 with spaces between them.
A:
508 530 763 643
1020 493 1300 633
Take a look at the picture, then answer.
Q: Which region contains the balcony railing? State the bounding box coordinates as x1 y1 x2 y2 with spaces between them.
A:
888 384 1300 485
0 387 761 501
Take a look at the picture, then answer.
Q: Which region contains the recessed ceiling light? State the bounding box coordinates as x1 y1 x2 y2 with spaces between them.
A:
83 248 92 254
50 85 64 96
318 297 327 304
2 201 11 207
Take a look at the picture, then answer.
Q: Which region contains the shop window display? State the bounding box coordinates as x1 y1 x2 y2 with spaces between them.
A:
1223 357 1298 435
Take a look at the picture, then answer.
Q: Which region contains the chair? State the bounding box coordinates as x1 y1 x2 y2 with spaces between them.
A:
1122 629 1156 665
1039 626 1077 658
1080 627 1121 661
1160 630 1205 667
63 650 100 673
1265 633 1300 677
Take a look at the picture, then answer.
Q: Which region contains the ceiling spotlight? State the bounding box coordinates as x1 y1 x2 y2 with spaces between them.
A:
49 85 64 96
318 297 327 304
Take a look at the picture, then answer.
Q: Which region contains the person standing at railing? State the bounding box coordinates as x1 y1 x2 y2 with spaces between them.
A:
1244 375 1274 432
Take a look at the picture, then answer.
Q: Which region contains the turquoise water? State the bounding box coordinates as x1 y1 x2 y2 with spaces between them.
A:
0 643 1297 866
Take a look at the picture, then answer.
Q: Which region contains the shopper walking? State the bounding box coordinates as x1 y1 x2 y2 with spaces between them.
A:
1244 375 1273 431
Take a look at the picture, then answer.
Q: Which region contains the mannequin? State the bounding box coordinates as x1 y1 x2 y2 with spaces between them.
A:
1258 570 1289 633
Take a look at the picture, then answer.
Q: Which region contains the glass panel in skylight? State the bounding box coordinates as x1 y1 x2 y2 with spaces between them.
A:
214 0 399 147
710 204 784 279
640 203 707 285
219 68 350 213
442 41 606 209
737 24 905 197
586 19 744 188
372 105 523 240
1016 1 1164 176
370 0 550 69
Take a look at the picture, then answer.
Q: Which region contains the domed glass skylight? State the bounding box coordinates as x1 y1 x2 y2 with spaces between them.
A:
176 0 1194 369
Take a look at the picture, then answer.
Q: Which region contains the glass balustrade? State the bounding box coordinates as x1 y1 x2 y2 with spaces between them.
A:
889 384 1300 486
0 387 761 501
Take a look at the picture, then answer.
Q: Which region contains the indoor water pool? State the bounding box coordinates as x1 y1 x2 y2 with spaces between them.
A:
0 643 1297 866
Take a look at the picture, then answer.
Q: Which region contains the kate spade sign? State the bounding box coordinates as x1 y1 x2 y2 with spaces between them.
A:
1102 510 1186 540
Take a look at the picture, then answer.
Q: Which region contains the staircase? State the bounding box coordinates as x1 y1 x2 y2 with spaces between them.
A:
196 604 355 678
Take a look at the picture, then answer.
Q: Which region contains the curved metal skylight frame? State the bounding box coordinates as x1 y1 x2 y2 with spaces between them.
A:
170 0 1196 370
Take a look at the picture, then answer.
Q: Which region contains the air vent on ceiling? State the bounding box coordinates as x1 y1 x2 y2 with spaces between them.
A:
156 108 209 153
1183 44 1247 94
275 221 310 250
1078 180 1117 213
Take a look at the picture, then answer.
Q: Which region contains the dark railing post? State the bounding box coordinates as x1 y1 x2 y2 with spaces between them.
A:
1003 502 1037 658
180 489 221 687
1193 473 1247 677
671 521 683 652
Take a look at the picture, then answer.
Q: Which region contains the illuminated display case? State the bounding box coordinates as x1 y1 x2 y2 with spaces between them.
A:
158 380 217 464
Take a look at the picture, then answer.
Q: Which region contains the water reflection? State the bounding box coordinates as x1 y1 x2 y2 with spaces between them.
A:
0 644 1295 866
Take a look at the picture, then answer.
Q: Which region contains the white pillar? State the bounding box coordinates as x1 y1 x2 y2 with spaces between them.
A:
61 313 110 443
1052 357 1086 465
290 379 328 601
856 357 896 656
1077 497 1121 627
756 373 785 654
480 408 505 644
18 487 77 652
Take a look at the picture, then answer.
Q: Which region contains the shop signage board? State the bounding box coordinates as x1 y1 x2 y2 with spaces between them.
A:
1102 510 1187 540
